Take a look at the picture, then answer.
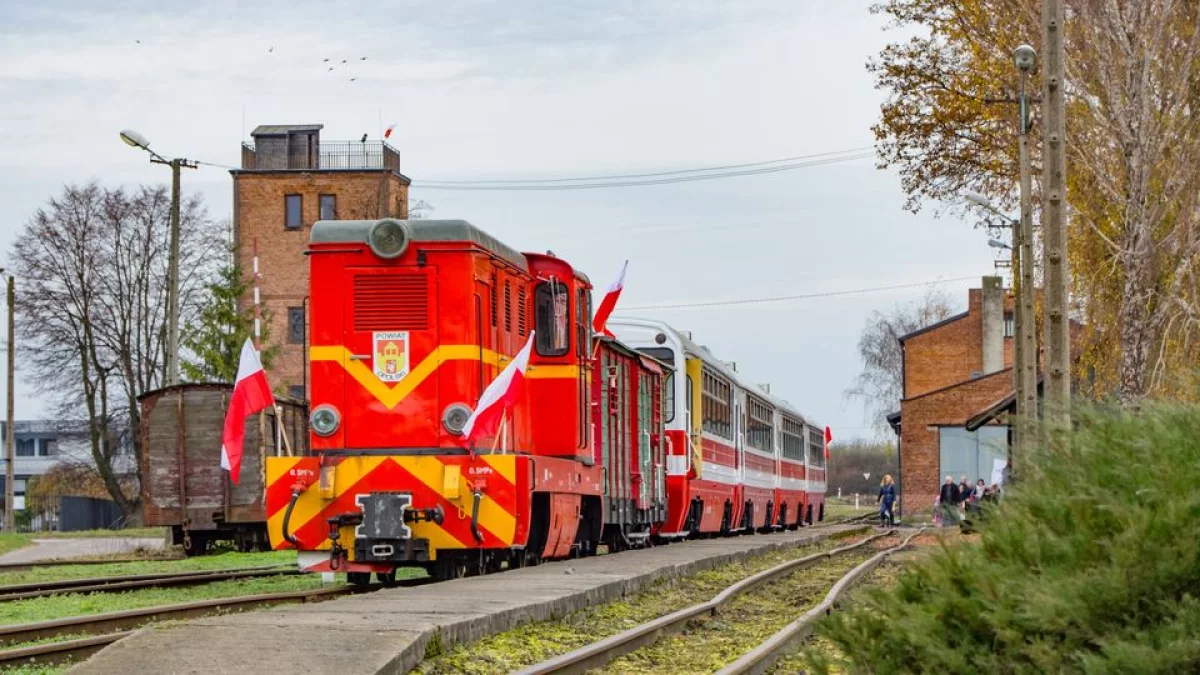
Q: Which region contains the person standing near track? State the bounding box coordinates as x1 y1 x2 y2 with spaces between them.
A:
939 475 958 526
877 474 896 526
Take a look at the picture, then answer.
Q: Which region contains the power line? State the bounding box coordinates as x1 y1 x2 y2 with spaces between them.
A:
413 151 875 191
417 147 874 185
615 276 978 311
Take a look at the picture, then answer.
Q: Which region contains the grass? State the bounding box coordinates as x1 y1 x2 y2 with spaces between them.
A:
416 530 871 674
0 550 297 585
0 574 329 626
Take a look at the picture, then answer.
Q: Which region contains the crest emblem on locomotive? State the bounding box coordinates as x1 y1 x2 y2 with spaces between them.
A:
373 331 410 382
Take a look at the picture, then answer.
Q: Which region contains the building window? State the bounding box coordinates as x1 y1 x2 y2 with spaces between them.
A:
288 307 305 344
285 194 303 230
15 438 35 457
319 194 336 221
939 426 1009 484
288 384 305 400
1004 313 1015 337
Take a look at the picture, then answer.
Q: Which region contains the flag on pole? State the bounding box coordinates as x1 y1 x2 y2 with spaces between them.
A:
384 124 397 140
220 339 276 484
460 332 535 448
591 260 628 338
824 426 833 461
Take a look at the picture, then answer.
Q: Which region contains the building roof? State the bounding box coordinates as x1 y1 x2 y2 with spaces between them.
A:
310 219 528 270
897 311 970 343
964 377 1044 431
250 124 324 136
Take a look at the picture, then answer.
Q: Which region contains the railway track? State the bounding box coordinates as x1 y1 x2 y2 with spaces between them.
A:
514 531 893 675
0 576 436 668
717 527 926 675
0 565 301 602
0 556 185 574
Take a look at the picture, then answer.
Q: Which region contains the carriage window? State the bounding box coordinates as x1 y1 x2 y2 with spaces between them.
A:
535 281 570 356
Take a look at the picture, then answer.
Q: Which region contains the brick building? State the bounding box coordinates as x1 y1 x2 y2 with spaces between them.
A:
231 124 410 398
888 277 1016 514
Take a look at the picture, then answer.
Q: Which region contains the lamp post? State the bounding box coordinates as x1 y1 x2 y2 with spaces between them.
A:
1013 44 1038 464
120 130 197 386
965 190 1033 469
0 270 13 531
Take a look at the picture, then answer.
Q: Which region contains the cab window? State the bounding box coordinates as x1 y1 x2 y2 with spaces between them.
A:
535 280 570 356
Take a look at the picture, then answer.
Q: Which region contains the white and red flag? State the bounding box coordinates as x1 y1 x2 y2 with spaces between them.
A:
459 333 535 447
824 426 833 461
220 339 276 484
591 260 628 338
384 124 397 140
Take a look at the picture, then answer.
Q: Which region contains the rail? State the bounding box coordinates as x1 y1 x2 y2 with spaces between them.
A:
715 527 928 675
516 531 892 675
0 565 299 602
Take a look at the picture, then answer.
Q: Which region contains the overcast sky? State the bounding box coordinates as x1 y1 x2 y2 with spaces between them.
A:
0 0 1001 439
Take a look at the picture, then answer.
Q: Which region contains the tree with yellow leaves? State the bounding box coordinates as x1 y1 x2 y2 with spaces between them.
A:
872 0 1200 404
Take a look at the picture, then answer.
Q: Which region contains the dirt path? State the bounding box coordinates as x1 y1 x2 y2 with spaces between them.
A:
0 537 166 564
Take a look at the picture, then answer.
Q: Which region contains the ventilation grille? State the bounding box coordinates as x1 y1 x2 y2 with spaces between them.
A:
354 274 429 331
504 279 512 332
517 286 527 336
490 273 498 327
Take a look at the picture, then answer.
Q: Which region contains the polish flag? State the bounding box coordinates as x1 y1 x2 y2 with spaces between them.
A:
824 426 833 461
591 260 628 338
220 340 276 484
384 124 397 140
460 333 535 447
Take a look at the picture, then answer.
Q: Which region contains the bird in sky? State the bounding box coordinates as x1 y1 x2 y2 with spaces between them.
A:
360 56 367 61
323 58 329 62
135 39 141 44
268 46 274 53
360 133 368 142
327 67 334 71
350 77 357 82
341 59 347 64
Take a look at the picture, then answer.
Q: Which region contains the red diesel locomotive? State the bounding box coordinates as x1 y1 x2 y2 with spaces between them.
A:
266 219 823 583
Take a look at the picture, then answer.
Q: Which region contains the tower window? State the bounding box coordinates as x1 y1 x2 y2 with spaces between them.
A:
319 194 336 220
285 195 303 230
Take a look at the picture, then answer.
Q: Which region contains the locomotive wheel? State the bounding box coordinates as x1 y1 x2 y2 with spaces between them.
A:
376 570 398 587
347 572 372 586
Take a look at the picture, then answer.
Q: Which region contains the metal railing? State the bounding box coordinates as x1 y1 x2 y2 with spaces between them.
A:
240 141 400 172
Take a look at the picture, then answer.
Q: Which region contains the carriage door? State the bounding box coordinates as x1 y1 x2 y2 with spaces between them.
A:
636 371 653 509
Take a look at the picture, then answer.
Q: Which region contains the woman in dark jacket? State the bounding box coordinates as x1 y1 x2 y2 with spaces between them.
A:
877 474 896 526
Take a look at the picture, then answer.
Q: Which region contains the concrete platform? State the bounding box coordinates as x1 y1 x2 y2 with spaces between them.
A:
70 526 857 675
0 537 167 564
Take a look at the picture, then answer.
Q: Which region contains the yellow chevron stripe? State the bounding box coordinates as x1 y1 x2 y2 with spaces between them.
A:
480 455 517 486
311 344 578 409
396 456 517 544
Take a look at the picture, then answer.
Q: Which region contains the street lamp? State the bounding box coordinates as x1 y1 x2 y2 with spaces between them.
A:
0 270 13 531
988 238 1013 251
119 130 196 386
1012 44 1038 471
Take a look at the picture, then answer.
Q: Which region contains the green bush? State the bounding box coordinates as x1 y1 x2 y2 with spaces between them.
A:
812 405 1200 674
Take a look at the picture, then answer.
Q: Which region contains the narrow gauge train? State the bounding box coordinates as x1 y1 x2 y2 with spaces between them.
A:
265 219 825 583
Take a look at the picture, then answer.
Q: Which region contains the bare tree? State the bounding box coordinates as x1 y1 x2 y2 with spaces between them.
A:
11 183 222 517
845 290 956 435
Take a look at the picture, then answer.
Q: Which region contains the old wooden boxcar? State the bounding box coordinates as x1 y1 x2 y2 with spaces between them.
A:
139 383 307 555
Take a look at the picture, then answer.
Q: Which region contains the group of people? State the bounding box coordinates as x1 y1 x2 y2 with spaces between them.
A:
935 474 1000 527
873 473 1002 528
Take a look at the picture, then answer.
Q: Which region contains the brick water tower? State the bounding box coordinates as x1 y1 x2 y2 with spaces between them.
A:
231 124 411 399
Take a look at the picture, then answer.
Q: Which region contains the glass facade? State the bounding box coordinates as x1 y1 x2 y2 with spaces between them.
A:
938 426 1009 483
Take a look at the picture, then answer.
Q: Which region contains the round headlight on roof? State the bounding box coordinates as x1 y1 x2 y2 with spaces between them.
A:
368 219 410 259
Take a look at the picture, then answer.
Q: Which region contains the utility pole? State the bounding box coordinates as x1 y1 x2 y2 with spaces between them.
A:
1042 0 1070 423
4 274 14 532
1014 45 1038 467
119 130 196 387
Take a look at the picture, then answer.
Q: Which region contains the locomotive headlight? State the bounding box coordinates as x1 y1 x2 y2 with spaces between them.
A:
442 403 472 435
368 219 410 259
310 405 341 437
